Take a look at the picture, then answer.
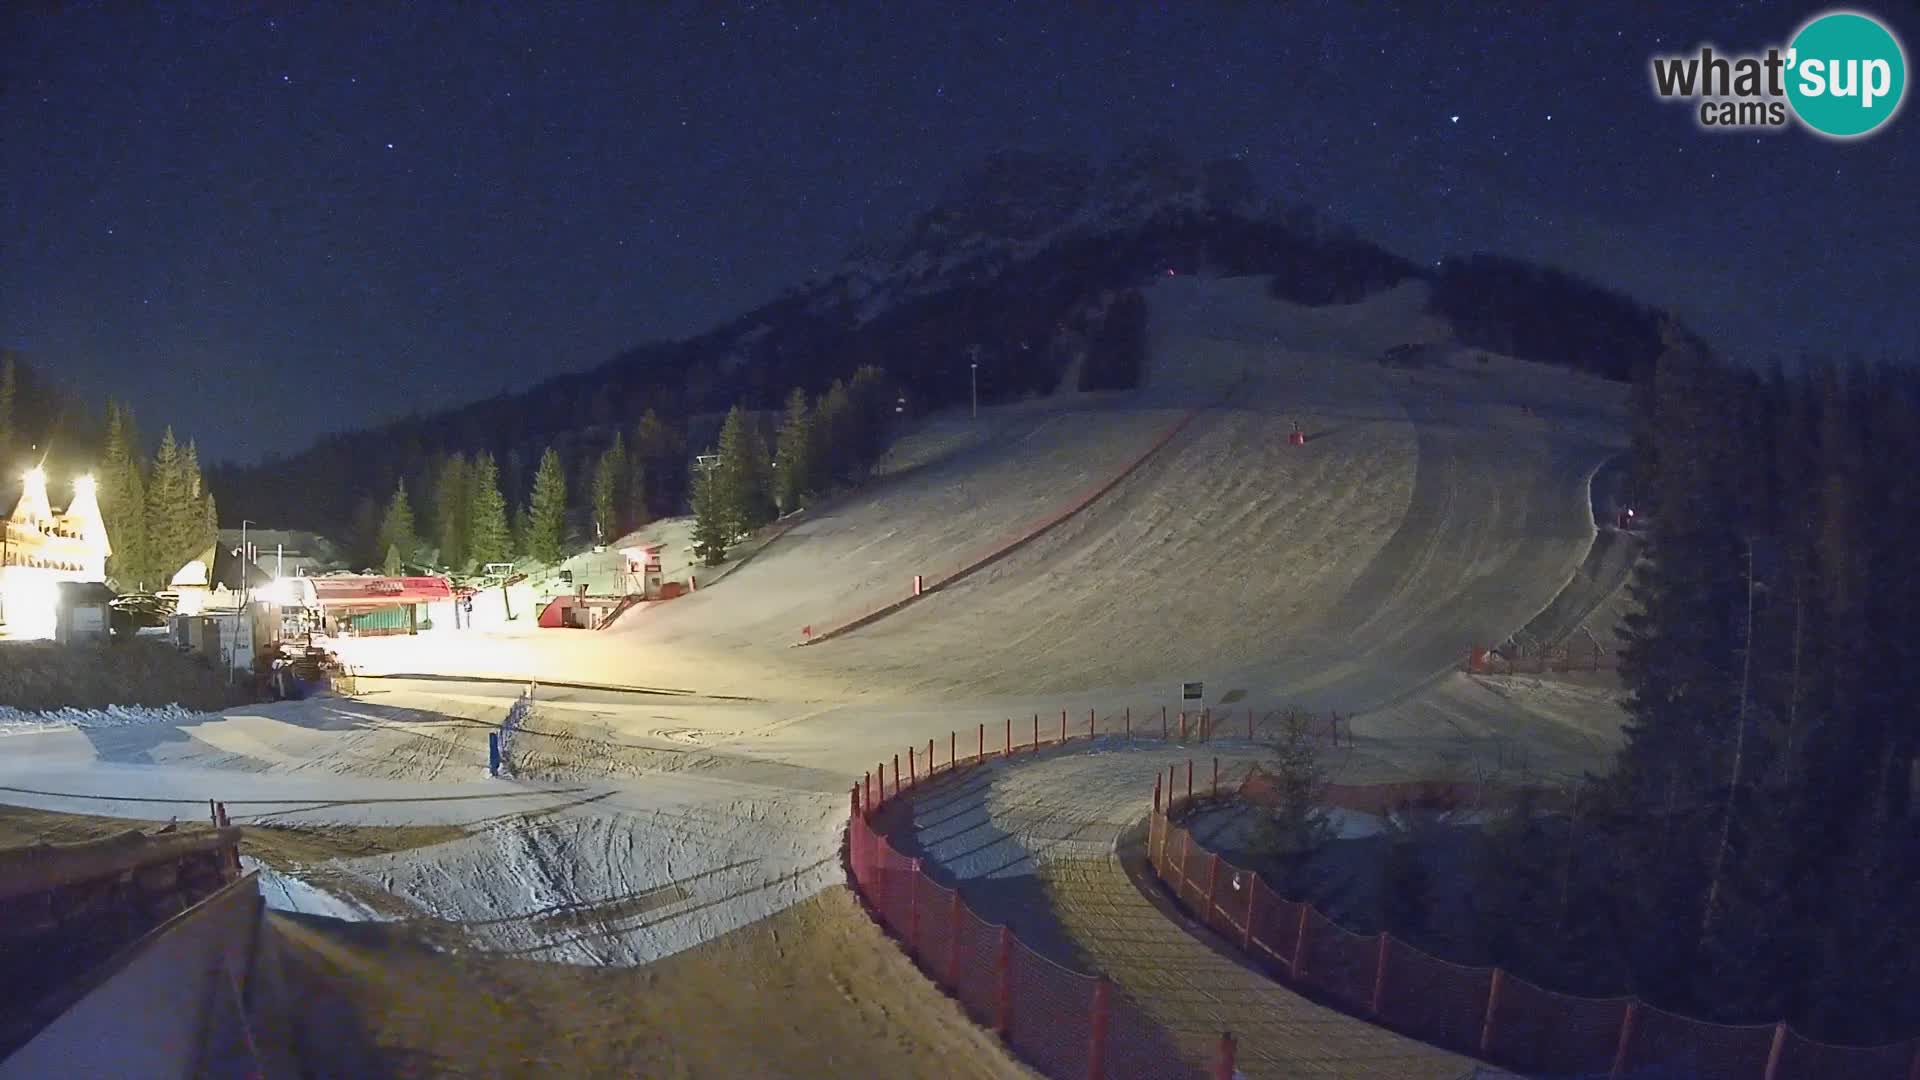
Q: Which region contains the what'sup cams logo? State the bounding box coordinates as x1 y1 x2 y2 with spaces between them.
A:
1651 9 1907 138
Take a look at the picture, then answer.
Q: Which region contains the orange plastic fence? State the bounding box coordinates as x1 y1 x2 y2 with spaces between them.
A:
801 405 1205 645
845 714 1262 1079
1147 764 1920 1080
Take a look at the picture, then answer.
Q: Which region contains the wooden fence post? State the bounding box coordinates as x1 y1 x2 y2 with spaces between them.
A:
1762 1021 1788 1080
1087 978 1112 1080
1204 853 1221 924
878 761 886 804
929 738 935 777
894 754 901 798
850 783 860 822
1212 756 1219 796
1610 1000 1641 1080
1180 710 1188 741
864 771 873 816
909 746 916 787
1186 759 1193 800
1060 708 1067 744
1371 933 1390 1018
950 732 955 772
1243 875 1259 950
1005 717 1012 758
1161 705 1168 738
979 722 985 762
1213 1032 1236 1080
1480 968 1505 1057
1032 713 1039 750
1292 903 1311 978
1125 706 1131 740
1089 707 1095 741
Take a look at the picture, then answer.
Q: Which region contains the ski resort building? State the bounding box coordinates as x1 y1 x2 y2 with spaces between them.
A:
287 574 455 637
0 469 111 640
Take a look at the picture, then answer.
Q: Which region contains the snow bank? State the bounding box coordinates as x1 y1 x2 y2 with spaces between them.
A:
0 704 214 737
243 856 389 922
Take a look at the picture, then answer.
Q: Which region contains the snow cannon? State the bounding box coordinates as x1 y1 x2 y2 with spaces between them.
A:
1288 422 1306 447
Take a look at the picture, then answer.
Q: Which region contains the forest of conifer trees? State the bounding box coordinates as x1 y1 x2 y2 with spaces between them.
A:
1466 331 1920 1046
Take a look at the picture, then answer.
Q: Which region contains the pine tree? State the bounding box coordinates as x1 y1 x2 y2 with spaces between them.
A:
434 453 472 571
773 387 816 513
348 496 381 570
632 409 680 518
526 447 568 563
715 405 774 537
591 434 628 544
185 440 217 566
143 427 192 585
814 380 853 489
100 402 151 588
689 460 729 566
466 453 512 568
377 479 418 570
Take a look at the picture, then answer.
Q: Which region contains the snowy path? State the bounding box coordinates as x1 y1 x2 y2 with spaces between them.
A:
894 747 1473 1079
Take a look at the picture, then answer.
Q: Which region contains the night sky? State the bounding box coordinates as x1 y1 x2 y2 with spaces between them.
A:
4 2 1915 463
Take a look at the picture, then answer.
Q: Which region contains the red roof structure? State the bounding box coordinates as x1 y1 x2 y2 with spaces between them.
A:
305 575 452 608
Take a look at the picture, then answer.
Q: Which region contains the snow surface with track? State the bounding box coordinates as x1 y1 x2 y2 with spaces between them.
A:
0 275 1633 970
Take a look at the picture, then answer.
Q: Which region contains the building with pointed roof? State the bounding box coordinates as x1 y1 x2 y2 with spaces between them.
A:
1 468 112 638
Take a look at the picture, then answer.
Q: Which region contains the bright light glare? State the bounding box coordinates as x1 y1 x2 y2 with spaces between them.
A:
0 574 59 640
74 474 96 495
22 467 45 487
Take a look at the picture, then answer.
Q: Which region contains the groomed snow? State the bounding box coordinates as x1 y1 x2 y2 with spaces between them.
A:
0 274 1631 974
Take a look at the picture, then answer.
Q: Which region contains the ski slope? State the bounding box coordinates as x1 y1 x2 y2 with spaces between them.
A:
0 274 1633 980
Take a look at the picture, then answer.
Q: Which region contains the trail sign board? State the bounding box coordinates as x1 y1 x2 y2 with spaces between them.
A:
1181 681 1204 701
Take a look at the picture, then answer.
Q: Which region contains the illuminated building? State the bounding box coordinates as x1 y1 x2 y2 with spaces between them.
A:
1 469 111 640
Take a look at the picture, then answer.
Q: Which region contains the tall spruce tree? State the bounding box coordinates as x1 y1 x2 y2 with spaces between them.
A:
715 405 773 537
773 388 816 513
689 460 729 566
467 453 511 567
376 479 418 569
632 409 680 518
526 447 568 563
143 427 196 584
591 434 628 544
813 380 853 489
433 453 471 571
100 402 151 588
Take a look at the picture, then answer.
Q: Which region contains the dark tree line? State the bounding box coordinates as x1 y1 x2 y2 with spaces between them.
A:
1474 332 1920 1045
1427 254 1673 382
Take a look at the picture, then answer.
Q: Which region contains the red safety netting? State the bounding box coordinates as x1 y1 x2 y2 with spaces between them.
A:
1006 938 1093 1080
1481 970 1629 1076
1101 990 1208 1080
1619 1002 1775 1077
913 873 956 971
1772 1028 1916 1080
1376 937 1494 1053
845 759 1225 1080
950 903 1003 1029
1208 856 1254 942
1296 907 1379 1015
1248 883 1302 972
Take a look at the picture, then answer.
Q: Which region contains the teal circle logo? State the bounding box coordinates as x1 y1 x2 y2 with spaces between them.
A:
1786 11 1907 138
